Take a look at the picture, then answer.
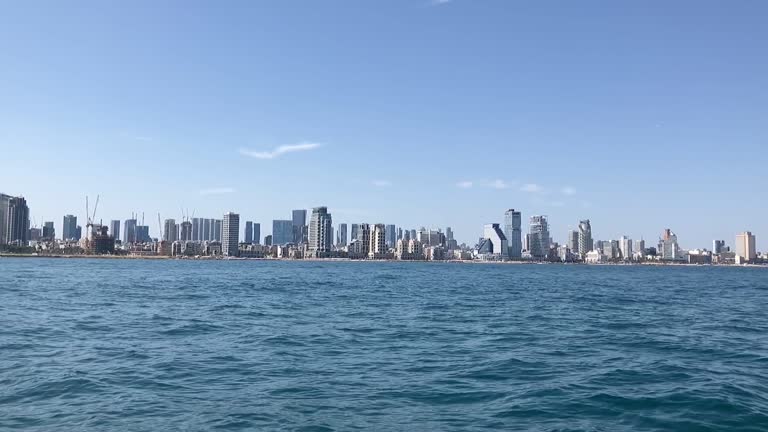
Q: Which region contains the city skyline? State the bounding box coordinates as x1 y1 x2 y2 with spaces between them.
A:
1 2 766 247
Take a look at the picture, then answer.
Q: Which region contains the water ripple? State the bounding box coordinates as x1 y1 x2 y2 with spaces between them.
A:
1 259 767 431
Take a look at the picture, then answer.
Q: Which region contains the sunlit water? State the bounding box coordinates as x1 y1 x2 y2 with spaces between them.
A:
1 258 767 431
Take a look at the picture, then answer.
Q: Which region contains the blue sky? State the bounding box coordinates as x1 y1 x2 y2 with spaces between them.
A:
1 0 766 248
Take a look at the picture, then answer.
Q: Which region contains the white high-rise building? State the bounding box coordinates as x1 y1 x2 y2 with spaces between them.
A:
222 213 240 257
735 232 757 262
660 229 681 260
619 236 633 260
578 219 593 257
308 207 333 258
369 224 387 259
481 223 508 258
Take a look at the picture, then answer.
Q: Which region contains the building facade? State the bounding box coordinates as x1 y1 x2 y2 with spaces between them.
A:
0 193 10 244
109 220 120 242
735 231 757 262
504 209 522 259
63 215 79 241
338 223 348 247
369 224 387 259
163 219 177 242
308 207 333 258
529 215 550 259
222 213 240 257
578 219 593 257
272 220 294 245
245 221 253 244
292 209 307 244
6 197 30 245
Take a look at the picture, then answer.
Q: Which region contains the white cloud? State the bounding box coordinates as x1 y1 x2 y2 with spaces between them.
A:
561 186 577 196
239 142 321 160
520 183 543 193
200 187 235 196
431 0 451 4
373 180 392 187
456 181 474 189
487 179 510 189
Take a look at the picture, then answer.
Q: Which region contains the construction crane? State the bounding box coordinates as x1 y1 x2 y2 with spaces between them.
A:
157 213 164 241
85 195 100 236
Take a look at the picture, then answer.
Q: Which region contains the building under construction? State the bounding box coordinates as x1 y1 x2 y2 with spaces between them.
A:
85 225 115 255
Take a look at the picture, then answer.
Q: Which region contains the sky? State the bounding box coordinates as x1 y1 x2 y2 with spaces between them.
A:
0 0 766 248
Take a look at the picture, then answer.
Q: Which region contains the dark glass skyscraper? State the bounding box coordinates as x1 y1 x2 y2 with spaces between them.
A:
63 215 78 241
7 197 30 245
272 220 293 245
504 209 522 259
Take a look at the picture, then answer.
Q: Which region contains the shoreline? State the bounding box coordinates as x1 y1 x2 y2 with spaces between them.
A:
1 253 765 268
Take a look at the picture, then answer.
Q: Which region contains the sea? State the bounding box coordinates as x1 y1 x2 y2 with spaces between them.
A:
1 258 767 431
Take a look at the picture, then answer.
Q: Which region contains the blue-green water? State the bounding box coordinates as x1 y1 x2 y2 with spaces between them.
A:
1 258 767 431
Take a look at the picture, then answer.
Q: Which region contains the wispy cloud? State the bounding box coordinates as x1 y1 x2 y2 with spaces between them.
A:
431 0 452 5
561 186 577 196
456 181 474 189
487 179 511 189
373 180 392 187
200 187 235 196
520 183 543 193
239 142 321 160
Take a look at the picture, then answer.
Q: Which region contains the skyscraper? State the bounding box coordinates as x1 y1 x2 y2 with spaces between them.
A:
308 207 333 258
481 223 508 258
272 220 294 245
163 219 177 242
359 223 371 256
578 220 593 257
6 197 30 245
369 224 387 258
529 215 550 259
213 219 223 242
619 236 633 260
203 218 212 241
386 224 396 248
245 221 253 244
109 220 120 242
713 240 726 254
222 213 240 257
351 224 360 242
124 218 137 244
63 215 78 241
504 209 522 259
567 230 579 254
180 221 192 241
338 223 348 246
735 232 757 262
253 223 261 245
0 193 11 244
660 229 680 260
42 221 55 240
192 217 201 241
292 209 307 243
